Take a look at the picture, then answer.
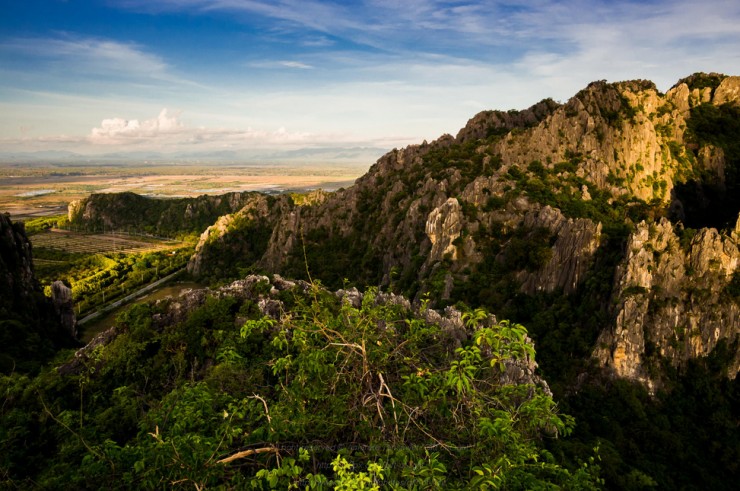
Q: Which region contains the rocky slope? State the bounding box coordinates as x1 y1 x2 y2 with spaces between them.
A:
62 274 550 397
181 74 739 390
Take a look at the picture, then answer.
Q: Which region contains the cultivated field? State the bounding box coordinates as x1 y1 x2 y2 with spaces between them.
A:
31 229 182 255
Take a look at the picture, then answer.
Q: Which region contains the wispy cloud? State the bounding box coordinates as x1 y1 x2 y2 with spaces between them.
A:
0 34 198 87
112 0 740 58
278 61 314 69
248 60 315 69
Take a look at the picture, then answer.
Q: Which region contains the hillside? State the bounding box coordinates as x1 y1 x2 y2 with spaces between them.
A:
68 191 260 238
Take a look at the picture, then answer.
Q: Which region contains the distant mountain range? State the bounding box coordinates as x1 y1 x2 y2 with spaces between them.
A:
0 146 387 165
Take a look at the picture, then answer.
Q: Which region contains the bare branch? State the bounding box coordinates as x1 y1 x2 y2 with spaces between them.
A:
249 394 273 433
217 446 278 464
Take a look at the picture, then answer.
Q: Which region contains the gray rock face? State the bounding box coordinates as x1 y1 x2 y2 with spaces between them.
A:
518 206 602 295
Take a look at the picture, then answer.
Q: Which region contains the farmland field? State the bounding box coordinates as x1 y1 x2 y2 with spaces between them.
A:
30 228 195 319
30 229 181 255
2 161 367 322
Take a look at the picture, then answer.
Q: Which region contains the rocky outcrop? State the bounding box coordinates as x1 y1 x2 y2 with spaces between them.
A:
425 198 464 262
594 217 740 392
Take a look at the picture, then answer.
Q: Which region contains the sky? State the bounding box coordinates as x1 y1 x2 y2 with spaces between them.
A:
0 0 739 161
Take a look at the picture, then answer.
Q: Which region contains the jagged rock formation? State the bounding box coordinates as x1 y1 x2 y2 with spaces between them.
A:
0 213 75 372
180 73 740 388
594 217 740 391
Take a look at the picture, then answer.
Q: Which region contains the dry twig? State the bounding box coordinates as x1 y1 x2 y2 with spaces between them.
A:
217 446 278 464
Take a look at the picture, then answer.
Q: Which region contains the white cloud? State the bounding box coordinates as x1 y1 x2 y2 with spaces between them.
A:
83 108 366 150
90 109 185 144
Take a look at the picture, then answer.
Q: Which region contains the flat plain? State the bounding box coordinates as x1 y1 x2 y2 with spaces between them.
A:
0 161 369 220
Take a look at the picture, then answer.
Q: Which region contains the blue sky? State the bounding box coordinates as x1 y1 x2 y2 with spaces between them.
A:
1 0 739 160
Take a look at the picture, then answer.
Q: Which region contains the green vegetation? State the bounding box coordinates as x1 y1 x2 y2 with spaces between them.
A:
194 215 275 285
23 214 69 234
555 343 739 490
678 72 727 93
68 191 257 239
420 139 499 182
49 248 191 317
0 280 602 489
30 229 195 318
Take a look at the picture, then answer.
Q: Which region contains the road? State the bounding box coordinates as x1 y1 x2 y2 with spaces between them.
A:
77 268 185 325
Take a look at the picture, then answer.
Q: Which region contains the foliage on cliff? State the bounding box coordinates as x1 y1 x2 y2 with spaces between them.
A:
67 191 258 238
0 277 601 489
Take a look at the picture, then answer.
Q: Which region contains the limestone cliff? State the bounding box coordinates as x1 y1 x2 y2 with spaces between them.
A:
518 206 602 295
594 217 740 391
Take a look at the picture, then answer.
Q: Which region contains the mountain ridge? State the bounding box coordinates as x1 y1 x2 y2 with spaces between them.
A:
171 73 740 391
69 73 740 392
